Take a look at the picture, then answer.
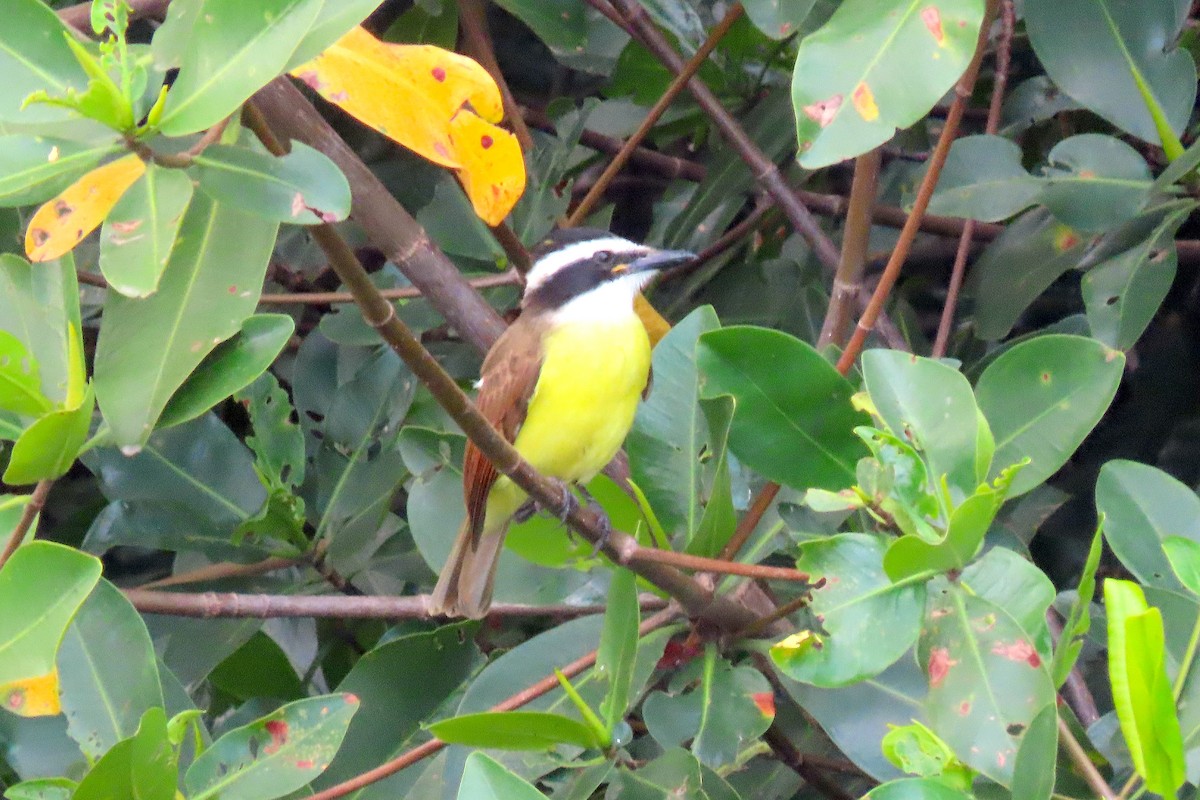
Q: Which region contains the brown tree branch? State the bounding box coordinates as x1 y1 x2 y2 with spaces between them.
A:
819 149 882 348
0 480 53 569
457 0 534 152
836 0 1001 374
257 272 521 305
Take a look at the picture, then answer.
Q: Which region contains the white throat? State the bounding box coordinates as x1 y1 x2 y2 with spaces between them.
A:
548 272 652 326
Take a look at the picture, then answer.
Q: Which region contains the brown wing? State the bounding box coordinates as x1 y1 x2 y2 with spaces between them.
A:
462 317 545 543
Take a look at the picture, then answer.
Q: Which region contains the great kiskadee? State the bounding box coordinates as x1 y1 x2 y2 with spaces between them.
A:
430 228 694 618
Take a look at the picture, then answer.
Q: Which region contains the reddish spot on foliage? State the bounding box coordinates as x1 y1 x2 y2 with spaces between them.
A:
752 692 776 717
928 646 958 688
803 94 842 127
1041 372 1051 383
992 639 1041 668
54 200 72 218
1078 169 1096 179
291 193 307 218
997 751 1007 768
958 700 971 716
433 142 451 159
228 285 238 294
1053 228 1080 252
779 22 792 35
296 71 322 91
30 229 49 247
330 90 349 102
296 759 315 769
6 689 24 710
111 219 142 235
432 66 447 82
264 720 289 754
480 135 494 149
345 694 360 704
921 6 945 45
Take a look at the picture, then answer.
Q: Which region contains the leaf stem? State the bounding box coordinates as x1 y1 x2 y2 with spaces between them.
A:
1060 714 1118 799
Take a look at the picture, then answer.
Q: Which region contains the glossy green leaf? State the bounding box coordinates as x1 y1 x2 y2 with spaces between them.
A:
0 0 89 123
70 736 135 800
697 326 868 491
158 314 294 430
864 778 975 800
0 542 101 689
1010 704 1057 800
1164 536 1200 597
629 307 720 539
971 209 1089 340
158 0 323 136
94 193 278 449
192 142 351 225
429 710 600 751
0 255 78 405
58 580 163 758
1025 0 1194 149
643 646 774 767
457 752 544 800
285 0 388 68
743 0 817 39
791 0 985 168
926 135 1041 223
3 777 76 800
128 708 176 800
184 694 358 800
1083 204 1190 350
1052 519 1104 687
862 349 989 500
3 386 94 485
598 567 639 731
492 0 587 59
772 534 924 686
921 587 1055 786
1096 459 1200 591
975 334 1124 497
0 137 118 207
98 162 193 298
960 547 1055 649
1104 579 1186 798
0 330 53 417
1039 135 1154 230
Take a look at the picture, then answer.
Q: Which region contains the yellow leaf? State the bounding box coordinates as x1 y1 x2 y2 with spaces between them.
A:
25 154 146 263
290 26 503 169
635 294 671 346
447 110 525 226
0 670 61 717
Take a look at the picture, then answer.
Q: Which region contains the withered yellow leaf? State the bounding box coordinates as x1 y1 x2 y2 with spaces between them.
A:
25 153 146 263
290 26 503 169
447 110 525 226
635 294 671 346
0 670 61 717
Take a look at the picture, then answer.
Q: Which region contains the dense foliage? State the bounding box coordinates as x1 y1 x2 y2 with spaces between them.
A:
2 1 1200 799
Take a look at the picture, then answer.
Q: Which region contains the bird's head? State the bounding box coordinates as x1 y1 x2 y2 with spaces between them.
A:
521 228 694 322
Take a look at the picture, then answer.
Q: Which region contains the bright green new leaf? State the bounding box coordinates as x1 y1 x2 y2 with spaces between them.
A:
192 142 351 225
0 0 89 123
3 386 94 485
71 736 135 800
457 752 545 800
864 778 975 799
791 0 985 168
184 694 359 800
128 708 177 800
427 710 600 751
99 162 194 298
0 330 53 417
1051 518 1104 687
0 254 80 406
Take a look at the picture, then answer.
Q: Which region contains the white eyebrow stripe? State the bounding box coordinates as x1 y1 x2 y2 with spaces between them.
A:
524 236 638 293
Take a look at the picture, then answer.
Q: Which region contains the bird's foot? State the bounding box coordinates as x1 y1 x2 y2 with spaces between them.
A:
575 484 613 556
513 498 537 524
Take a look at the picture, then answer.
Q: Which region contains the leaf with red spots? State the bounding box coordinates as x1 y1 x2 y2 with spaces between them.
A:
184 694 359 800
792 0 985 167
447 109 526 226
920 586 1054 786
0 542 101 718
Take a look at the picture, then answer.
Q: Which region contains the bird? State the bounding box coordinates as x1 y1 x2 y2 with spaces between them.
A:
429 228 694 618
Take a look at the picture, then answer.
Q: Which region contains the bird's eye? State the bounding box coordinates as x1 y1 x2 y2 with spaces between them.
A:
595 250 613 264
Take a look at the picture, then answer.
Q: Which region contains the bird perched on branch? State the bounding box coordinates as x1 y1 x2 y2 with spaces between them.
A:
430 228 694 618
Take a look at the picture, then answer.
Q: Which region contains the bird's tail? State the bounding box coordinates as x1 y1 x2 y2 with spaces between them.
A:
429 519 509 619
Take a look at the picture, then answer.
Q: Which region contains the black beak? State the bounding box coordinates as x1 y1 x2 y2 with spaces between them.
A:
625 248 695 275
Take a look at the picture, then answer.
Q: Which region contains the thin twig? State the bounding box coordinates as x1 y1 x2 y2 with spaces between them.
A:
614 542 812 583
566 3 744 225
836 0 1001 374
819 149 882 348
0 480 53 569
1059 715 1117 799
738 592 812 640
718 481 781 562
124 588 668 619
931 0 1014 358
257 272 521 305
305 606 680 800
457 0 534 152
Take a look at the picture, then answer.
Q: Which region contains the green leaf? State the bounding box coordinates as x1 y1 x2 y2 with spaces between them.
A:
3 777 77 800
0 330 53 417
610 747 703 799
491 0 587 60
863 349 989 501
1096 459 1200 591
71 736 135 800
285 0 388 68
1039 135 1154 231
975 334 1124 497
1025 0 1193 150
791 0 985 168
1164 536 1200 596
1105 579 1186 797
456 752 545 800
697 326 868 491
864 778 975 799
628 307 720 540
236 371 305 490
0 137 118 208
192 142 351 225
880 721 962 779
157 0 323 136
598 567 639 731
428 710 600 751
743 0 817 39
157 313 294 431
921 587 1056 786
643 646 774 768
772 534 925 686
690 395 737 557
0 542 101 693
1052 518 1104 687
58 580 163 758
128 708 176 800
184 694 359 800
94 193 278 449
3 386 94 485
209 631 303 703
0 0 89 124
1010 704 1057 800
926 134 1042 223
98 162 194 298
0 255 78 405
970 209 1089 340
960 547 1055 647
1082 204 1191 350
